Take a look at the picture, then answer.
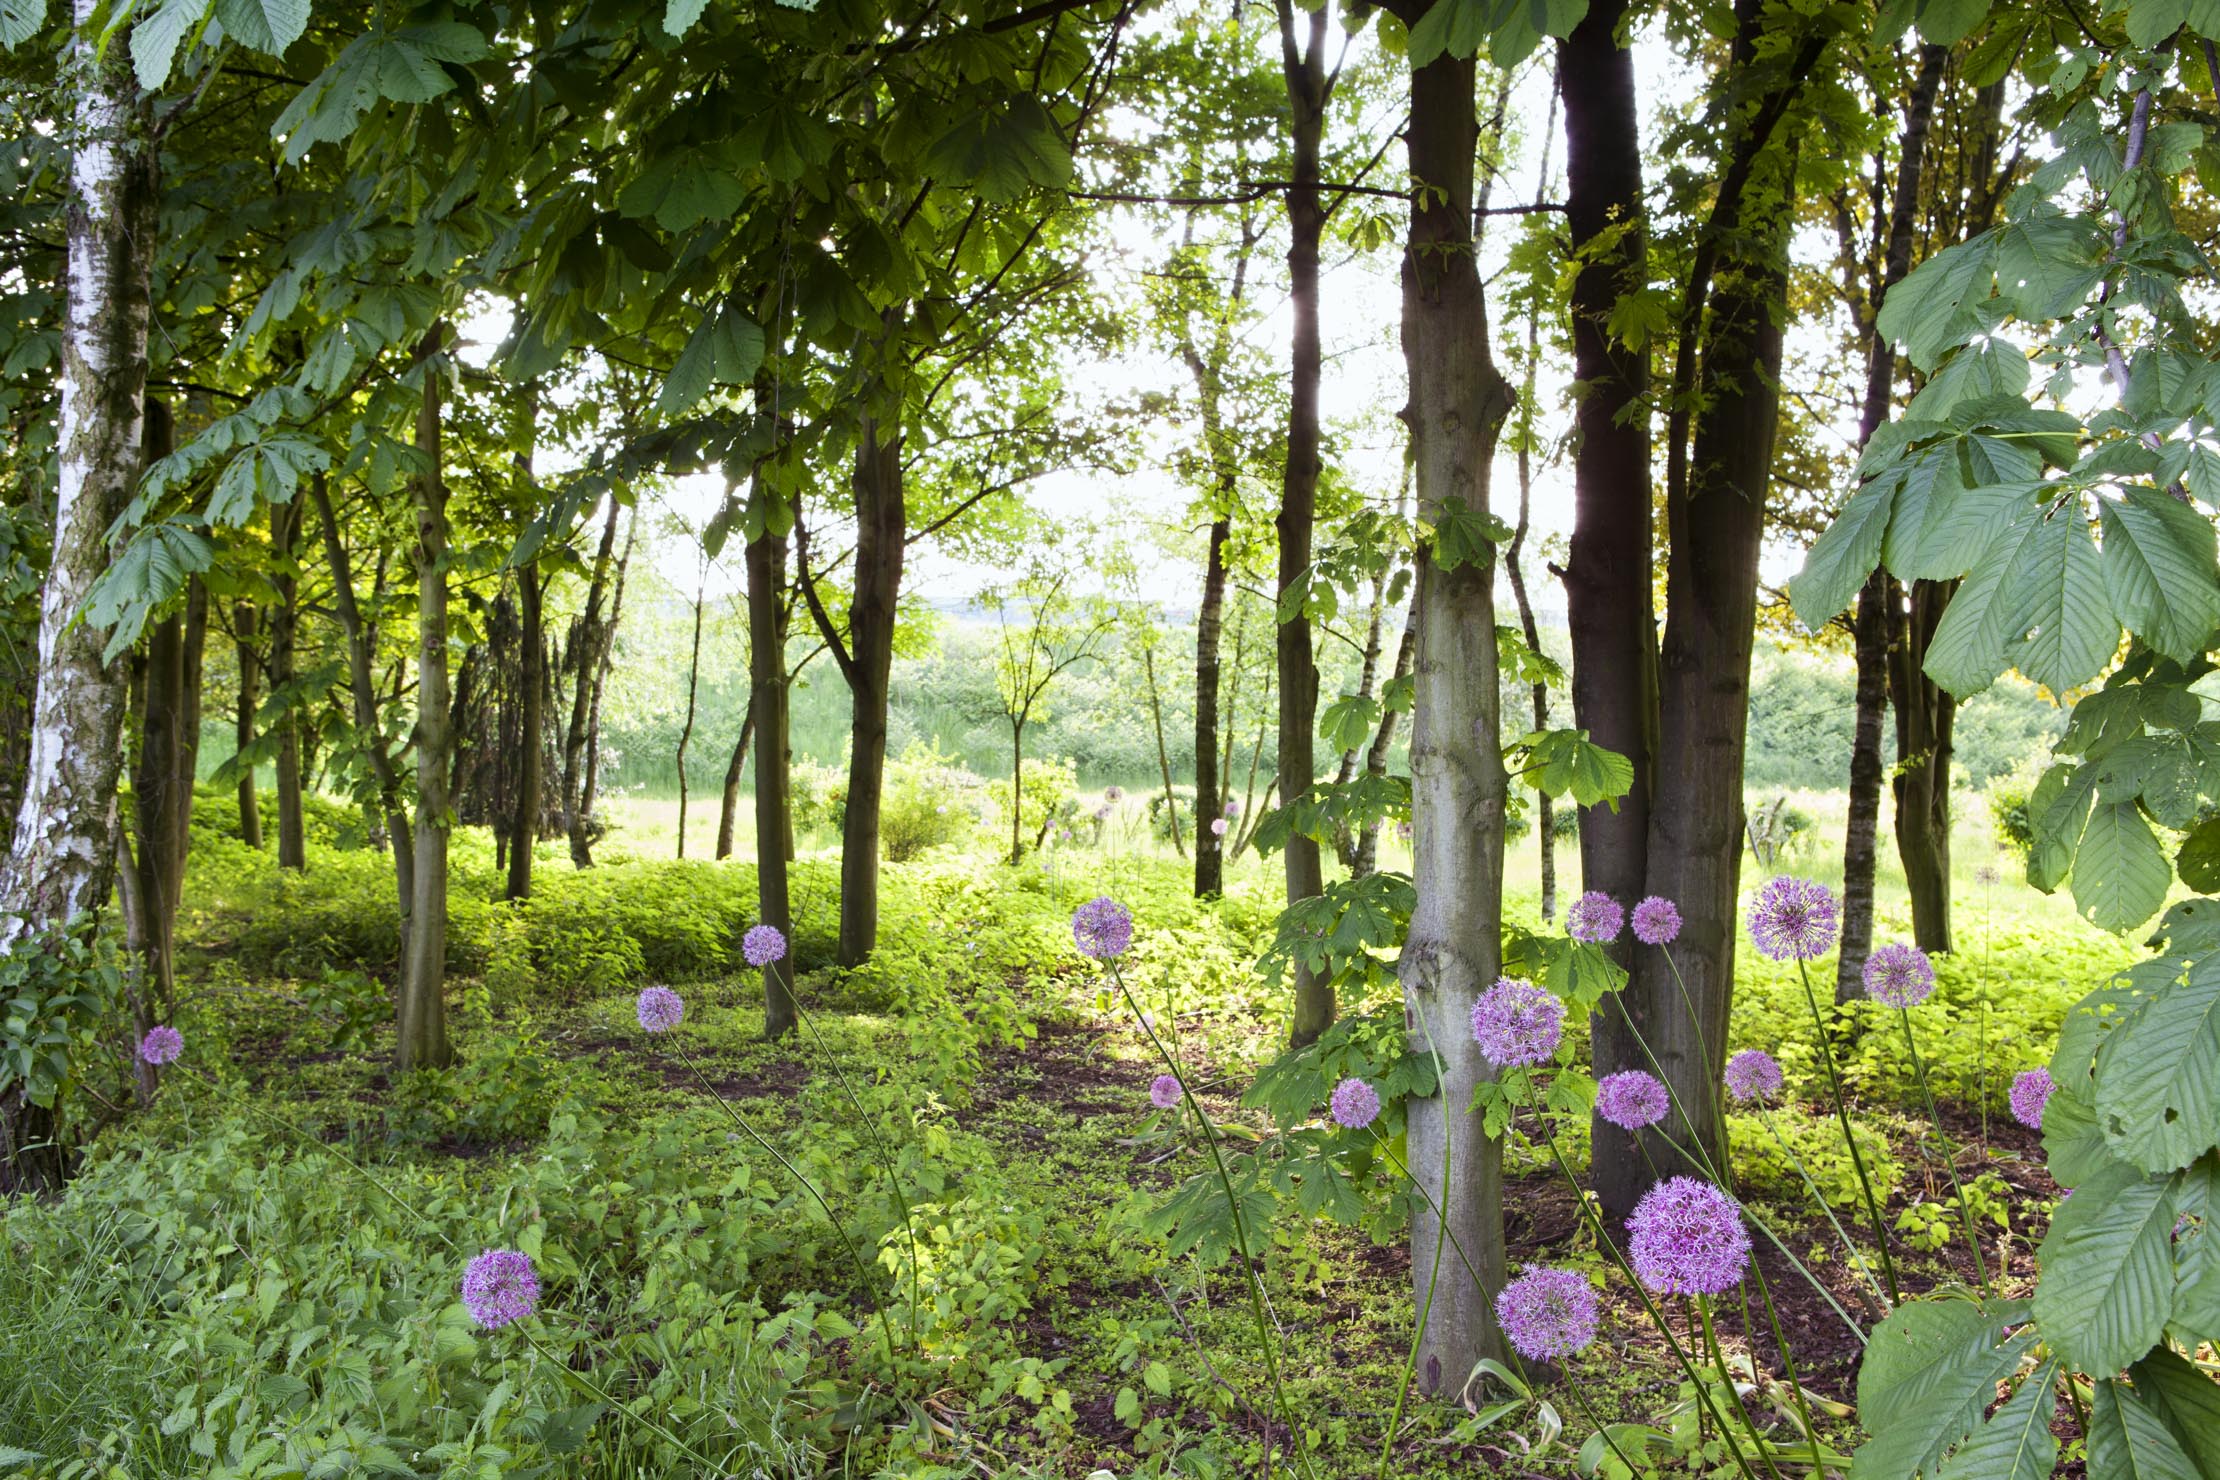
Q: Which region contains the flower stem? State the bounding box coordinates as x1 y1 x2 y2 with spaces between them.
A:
1793 958 1903 1303
1697 1296 1787 1480
1896 1005 1991 1295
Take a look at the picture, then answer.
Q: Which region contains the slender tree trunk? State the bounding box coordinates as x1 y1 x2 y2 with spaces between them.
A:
577 510 636 865
1396 32 1515 1392
1892 579 1955 953
233 602 262 848
269 497 304 869
121 405 186 1009
675 578 704 860
716 710 757 860
398 333 454 1072
835 420 904 965
1331 551 1390 873
1193 517 1230 897
507 561 544 898
175 575 204 880
1008 723 1025 867
1143 642 1184 858
1510 296 1556 924
748 498 797 1039
1351 612 1415 878
1839 45 1947 1001
562 501 622 863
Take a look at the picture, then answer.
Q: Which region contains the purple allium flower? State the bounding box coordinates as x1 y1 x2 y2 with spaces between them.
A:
1210 818 1229 837
1224 799 1240 818
742 924 787 968
1976 865 2000 887
1595 1069 1670 1131
1566 891 1624 945
460 1248 540 1330
1330 1077 1381 1130
2010 1068 2056 1130
1104 785 1124 803
1723 1049 1784 1104
1073 896 1134 959
1395 819 1413 841
1628 1177 1751 1296
1149 1074 1182 1110
1864 942 1935 1009
1494 1265 1599 1361
635 986 684 1033
1468 979 1564 1068
1631 896 1681 946
138 1025 183 1066
1748 877 1840 962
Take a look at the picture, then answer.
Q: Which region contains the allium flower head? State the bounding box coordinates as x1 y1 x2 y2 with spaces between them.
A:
1072 896 1134 959
460 1249 540 1330
1211 818 1229 837
138 1025 183 1066
1628 1177 1751 1296
742 924 787 968
1566 891 1625 944
1224 799 1240 818
2010 1068 2056 1130
1595 1069 1670 1131
1631 896 1682 946
1104 786 1124 803
1864 942 1935 1009
1329 1077 1381 1130
635 986 684 1033
1494 1265 1599 1361
1748 877 1839 962
1149 1074 1182 1110
1094 804 1113 822
1468 979 1564 1068
1723 1049 1784 1104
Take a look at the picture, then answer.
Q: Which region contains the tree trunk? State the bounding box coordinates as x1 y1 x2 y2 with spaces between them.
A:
835 419 905 966
1351 612 1415 878
269 497 305 869
398 333 454 1072
1143 641 1184 858
1008 723 1025 867
716 710 757 860
175 576 204 879
576 509 636 866
125 403 186 1007
1509 290 1555 925
1396 33 1515 1394
233 602 262 849
1838 45 1947 1001
748 499 797 1039
561 500 622 864
1891 578 1955 953
1193 516 1230 897
675 579 703 860
1332 540 1392 874
507 561 544 898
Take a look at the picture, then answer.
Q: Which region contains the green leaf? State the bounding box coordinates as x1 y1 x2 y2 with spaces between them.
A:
1932 1363 2058 1480
1524 729 1634 809
2095 953 2220 1173
1427 497 1510 572
2101 488 2220 663
1905 337 2031 423
1319 694 1381 753
1923 498 2046 696
2131 1343 2220 1470
2169 1155 2220 1344
922 94 1072 203
212 0 306 54
1877 237 1997 371
2123 0 2220 48
2073 802 2171 933
656 306 765 419
1852 1296 2034 1480
2008 504 2116 693
663 0 709 35
618 156 746 234
2088 1377 2206 1480
130 0 210 86
0 0 42 48
2032 1158 2179 1375
1790 474 1892 629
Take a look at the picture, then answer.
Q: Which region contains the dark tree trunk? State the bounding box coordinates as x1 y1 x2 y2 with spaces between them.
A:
1839 45 1947 1001
675 580 703 860
748 498 798 1039
1193 516 1230 897
123 405 187 1008
175 575 205 877
1395 28 1515 1392
506 561 544 899
1509 292 1555 924
269 496 305 870
233 602 262 849
561 501 622 865
1143 641 1184 858
1350 612 1414 878
716 710 757 860
398 333 454 1072
1008 723 1025 867
835 420 905 965
1892 578 1956 953
577 511 636 866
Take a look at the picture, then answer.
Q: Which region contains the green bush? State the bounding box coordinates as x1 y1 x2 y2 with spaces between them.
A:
878 744 983 862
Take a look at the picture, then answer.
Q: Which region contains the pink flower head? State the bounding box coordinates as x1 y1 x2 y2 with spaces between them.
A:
1494 1265 1599 1361
460 1248 540 1330
1595 1069 1670 1131
1329 1077 1381 1129
1566 891 1624 945
635 986 684 1033
1631 896 1681 946
1210 818 1229 837
1468 979 1564 1068
1864 942 1935 1008
1748 877 1839 962
1149 1074 1182 1110
138 1025 183 1066
742 924 787 968
1723 1049 1784 1104
2010 1068 2056 1130
1628 1177 1750 1296
1072 896 1134 959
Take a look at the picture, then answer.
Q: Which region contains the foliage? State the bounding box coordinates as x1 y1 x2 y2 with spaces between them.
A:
0 918 127 1164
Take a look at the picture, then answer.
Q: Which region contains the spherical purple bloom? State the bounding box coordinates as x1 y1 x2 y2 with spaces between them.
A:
1104 786 1124 803
1723 1049 1784 1105
1072 896 1134 959
1748 877 1840 962
1149 1074 1182 1110
2010 1068 2056 1130
1494 1265 1599 1361
1330 1077 1381 1130
1224 798 1241 818
742 924 787 968
1566 891 1625 945
1210 818 1229 838
1864 942 1935 1009
138 1025 183 1066
1631 896 1682 946
1595 1069 1670 1131
1628 1177 1751 1296
1468 979 1564 1068
460 1248 540 1330
635 986 684 1033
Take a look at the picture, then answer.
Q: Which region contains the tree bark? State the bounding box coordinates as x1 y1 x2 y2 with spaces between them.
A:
675 578 703 860
1509 291 1555 924
123 405 186 1008
506 560 544 898
561 500 622 865
748 498 798 1039
1142 641 1184 859
398 332 454 1072
577 510 636 865
1350 611 1414 879
834 419 905 965
1396 31 1515 1394
716 710 757 860
1193 516 1230 897
1008 721 1025 867
1839 45 1947 1001
175 575 205 880
1891 578 1955 953
233 601 262 849
268 496 305 869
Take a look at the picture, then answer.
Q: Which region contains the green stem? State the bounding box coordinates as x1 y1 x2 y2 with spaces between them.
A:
1897 1005 1991 1295
1793 958 1903 1302
1698 1297 1787 1480
1755 1106 1888 1317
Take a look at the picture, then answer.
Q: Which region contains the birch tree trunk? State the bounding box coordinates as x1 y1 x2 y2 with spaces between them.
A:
398 334 454 1071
